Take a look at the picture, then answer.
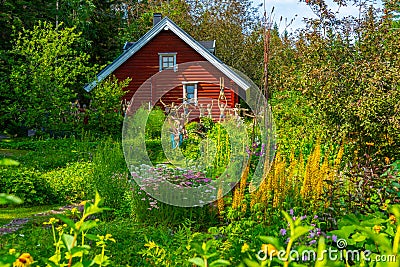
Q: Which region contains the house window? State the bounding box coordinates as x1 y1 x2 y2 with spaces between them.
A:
183 82 198 104
159 53 177 71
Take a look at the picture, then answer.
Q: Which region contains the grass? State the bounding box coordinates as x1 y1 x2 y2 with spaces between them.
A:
0 204 61 226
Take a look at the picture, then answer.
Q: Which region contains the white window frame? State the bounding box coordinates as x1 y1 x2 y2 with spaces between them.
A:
159 52 177 72
182 82 198 104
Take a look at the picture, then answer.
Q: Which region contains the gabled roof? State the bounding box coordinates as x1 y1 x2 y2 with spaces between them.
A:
84 17 251 92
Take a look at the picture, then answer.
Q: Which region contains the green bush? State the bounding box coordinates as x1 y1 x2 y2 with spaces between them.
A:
0 167 54 205
145 107 165 139
41 162 94 203
146 139 167 163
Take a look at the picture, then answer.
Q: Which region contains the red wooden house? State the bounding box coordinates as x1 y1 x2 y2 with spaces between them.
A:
85 14 251 120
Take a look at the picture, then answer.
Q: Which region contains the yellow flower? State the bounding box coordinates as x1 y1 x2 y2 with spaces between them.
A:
381 203 388 211
366 142 374 146
241 243 250 253
71 207 79 215
389 215 397 224
261 244 278 257
13 253 33 267
373 225 381 234
9 248 16 255
43 218 59 225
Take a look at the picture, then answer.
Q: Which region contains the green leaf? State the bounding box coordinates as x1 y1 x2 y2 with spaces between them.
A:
258 236 284 251
242 258 261 267
360 218 386 227
80 220 98 232
0 193 23 205
56 214 77 231
351 232 367 242
210 259 231 266
293 226 313 241
85 234 99 241
0 158 20 166
188 257 205 267
62 233 75 252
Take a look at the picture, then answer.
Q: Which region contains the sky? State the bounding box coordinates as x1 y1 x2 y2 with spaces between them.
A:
253 0 384 33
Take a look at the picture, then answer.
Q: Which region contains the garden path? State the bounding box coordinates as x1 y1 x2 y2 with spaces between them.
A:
0 204 76 235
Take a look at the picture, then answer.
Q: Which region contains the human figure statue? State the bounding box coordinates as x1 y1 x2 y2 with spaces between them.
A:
160 98 172 115
218 98 227 122
169 102 177 117
199 103 205 117
207 100 213 119
182 98 190 116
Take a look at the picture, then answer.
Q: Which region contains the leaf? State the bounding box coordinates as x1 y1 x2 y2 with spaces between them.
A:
85 234 99 241
360 218 386 227
292 226 313 241
80 220 98 232
56 214 77 231
351 232 367 242
0 193 23 205
62 233 75 252
258 236 284 251
0 158 20 166
188 257 205 267
242 258 261 267
210 259 231 266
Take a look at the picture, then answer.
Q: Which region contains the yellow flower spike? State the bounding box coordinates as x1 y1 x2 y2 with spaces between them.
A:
241 243 250 253
389 215 396 224
373 225 381 234
261 244 278 257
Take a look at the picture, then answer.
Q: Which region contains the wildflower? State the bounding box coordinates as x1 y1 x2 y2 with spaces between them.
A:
279 229 287 236
261 244 278 257
373 225 381 234
289 209 294 216
9 248 16 255
389 215 396 224
309 240 317 245
43 218 59 225
13 253 33 267
381 203 388 211
241 243 250 253
332 235 338 242
71 207 79 215
366 142 374 146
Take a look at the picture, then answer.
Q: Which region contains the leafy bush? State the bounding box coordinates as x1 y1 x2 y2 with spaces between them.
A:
146 139 167 163
41 162 94 203
0 167 54 205
88 76 130 136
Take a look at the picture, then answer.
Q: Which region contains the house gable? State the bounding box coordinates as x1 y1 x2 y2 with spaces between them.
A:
84 17 250 93
113 30 206 101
